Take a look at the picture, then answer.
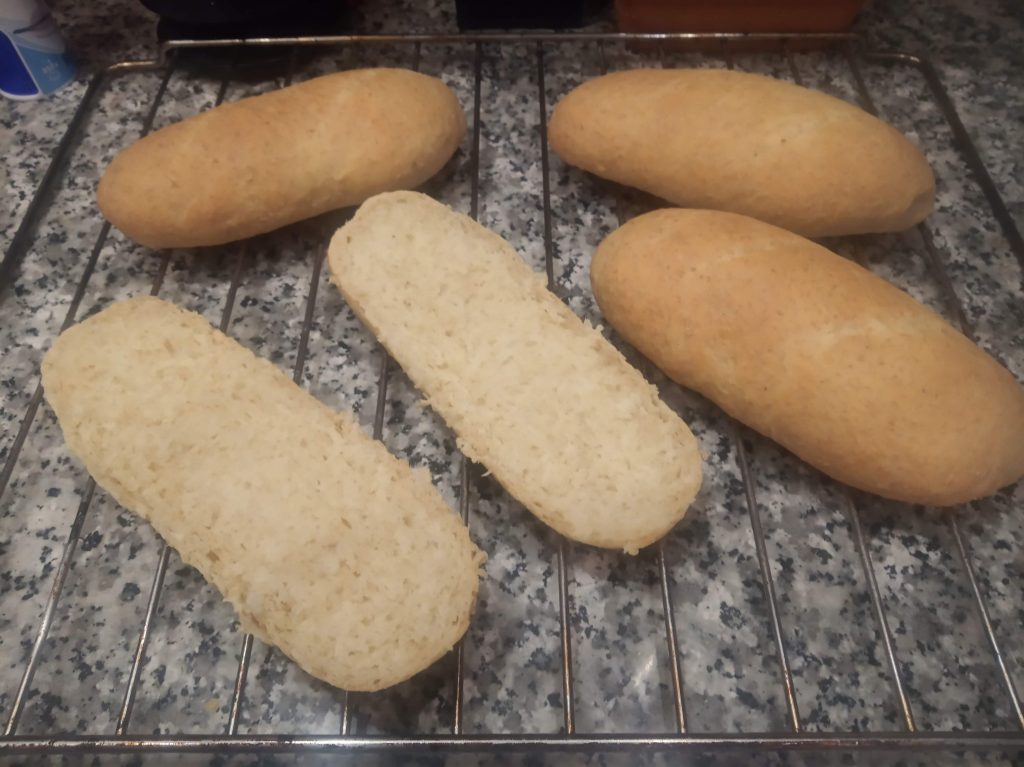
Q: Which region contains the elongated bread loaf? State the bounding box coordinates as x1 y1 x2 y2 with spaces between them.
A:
98 68 466 248
549 69 935 238
591 209 1024 506
41 297 483 692
328 192 702 553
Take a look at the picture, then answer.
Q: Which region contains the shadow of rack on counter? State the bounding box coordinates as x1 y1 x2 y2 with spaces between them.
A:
0 32 1022 757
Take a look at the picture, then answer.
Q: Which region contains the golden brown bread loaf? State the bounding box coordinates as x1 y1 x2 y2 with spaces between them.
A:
591 209 1024 506
42 297 483 692
98 68 466 248
549 69 935 238
329 192 702 553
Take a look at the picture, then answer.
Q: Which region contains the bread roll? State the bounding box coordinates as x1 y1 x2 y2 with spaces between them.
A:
549 69 935 238
41 296 483 692
328 192 702 553
98 68 466 248
591 209 1024 506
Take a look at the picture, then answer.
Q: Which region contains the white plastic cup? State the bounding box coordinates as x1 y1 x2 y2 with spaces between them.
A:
0 0 75 100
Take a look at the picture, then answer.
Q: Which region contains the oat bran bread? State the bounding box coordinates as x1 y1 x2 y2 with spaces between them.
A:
548 68 935 238
41 296 483 692
591 209 1024 505
329 191 703 553
98 68 466 248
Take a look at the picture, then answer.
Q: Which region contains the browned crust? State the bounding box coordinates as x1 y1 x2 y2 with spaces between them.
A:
98 68 466 248
549 68 935 238
591 209 1024 505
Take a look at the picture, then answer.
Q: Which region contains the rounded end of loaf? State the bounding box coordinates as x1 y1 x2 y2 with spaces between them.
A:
881 171 935 234
547 94 576 168
528 420 704 555
96 154 180 250
96 150 206 250
591 207 1024 507
796 126 936 238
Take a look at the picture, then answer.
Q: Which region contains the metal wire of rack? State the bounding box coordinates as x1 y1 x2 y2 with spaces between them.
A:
0 31 1022 757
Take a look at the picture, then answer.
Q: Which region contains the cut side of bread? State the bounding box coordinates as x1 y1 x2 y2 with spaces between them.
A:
328 191 702 553
41 296 483 692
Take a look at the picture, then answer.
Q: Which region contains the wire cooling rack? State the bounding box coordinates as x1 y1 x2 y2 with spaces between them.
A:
0 32 1022 757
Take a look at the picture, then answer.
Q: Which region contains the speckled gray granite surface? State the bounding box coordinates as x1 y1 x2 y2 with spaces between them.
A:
1 1 1023 765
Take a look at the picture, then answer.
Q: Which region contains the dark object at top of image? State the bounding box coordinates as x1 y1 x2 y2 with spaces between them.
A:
455 0 586 30
139 0 351 40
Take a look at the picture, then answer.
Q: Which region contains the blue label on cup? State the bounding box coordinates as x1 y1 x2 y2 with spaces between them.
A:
1 0 75 100
0 27 38 97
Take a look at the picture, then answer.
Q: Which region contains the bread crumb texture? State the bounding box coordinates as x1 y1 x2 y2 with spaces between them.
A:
549 68 935 237
98 68 467 248
41 296 483 692
329 191 703 553
591 209 1024 506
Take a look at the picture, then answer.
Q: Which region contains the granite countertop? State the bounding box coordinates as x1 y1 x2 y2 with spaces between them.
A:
1 1 1023 765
